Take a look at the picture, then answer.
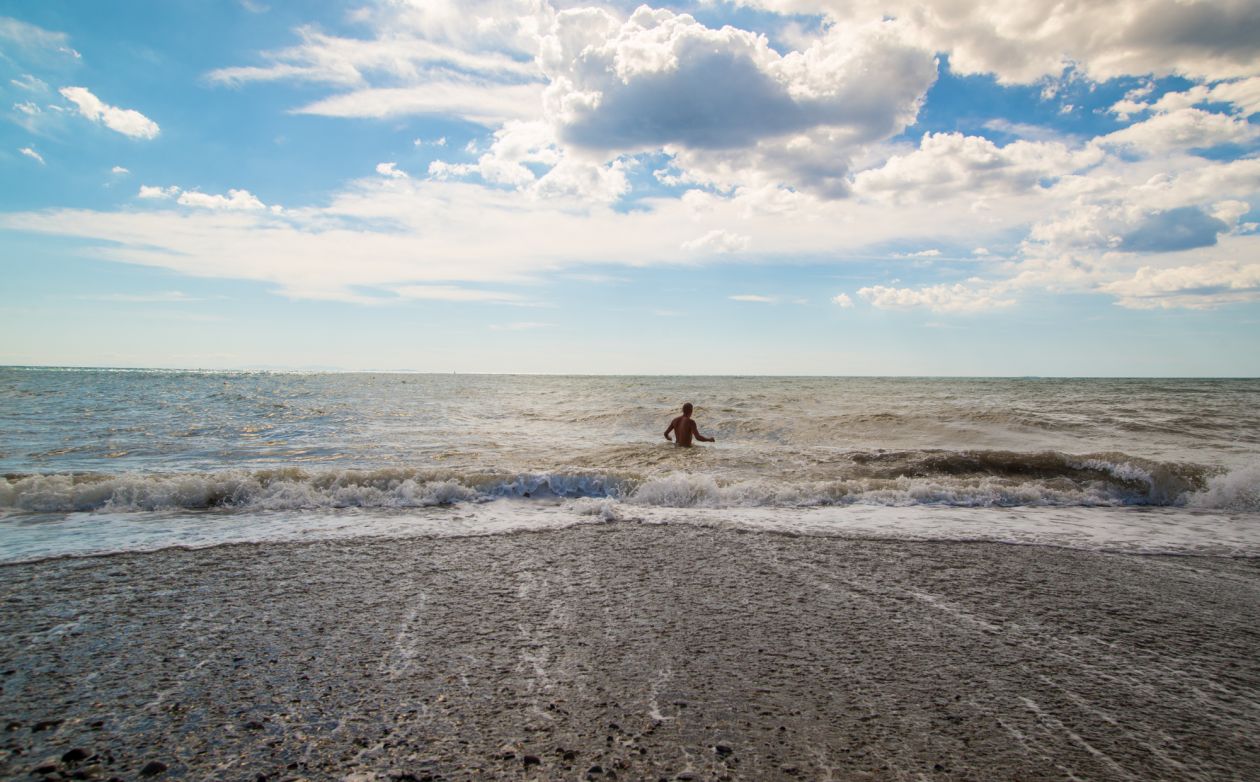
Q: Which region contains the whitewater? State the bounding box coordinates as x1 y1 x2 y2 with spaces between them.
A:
2 368 1257 562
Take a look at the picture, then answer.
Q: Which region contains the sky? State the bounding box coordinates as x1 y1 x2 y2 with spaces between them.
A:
1 0 1259 375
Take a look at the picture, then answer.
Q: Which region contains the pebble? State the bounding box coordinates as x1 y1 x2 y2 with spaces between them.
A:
62 748 90 763
522 755 541 767
139 760 168 777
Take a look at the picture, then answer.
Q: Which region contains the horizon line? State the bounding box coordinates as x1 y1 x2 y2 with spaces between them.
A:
3 364 1258 380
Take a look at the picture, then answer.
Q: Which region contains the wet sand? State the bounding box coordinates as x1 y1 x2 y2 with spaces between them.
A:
1 522 1258 781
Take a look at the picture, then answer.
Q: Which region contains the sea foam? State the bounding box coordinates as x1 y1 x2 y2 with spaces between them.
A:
1 455 1253 513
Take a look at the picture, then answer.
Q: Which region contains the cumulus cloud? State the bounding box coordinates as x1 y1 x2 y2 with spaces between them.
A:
59 87 159 139
740 0 1260 83
136 185 269 211
1118 207 1232 253
177 189 267 211
853 132 1101 203
858 282 1015 312
111 166 130 175
426 120 631 202
1025 173 1255 259
832 292 854 307
1101 261 1260 309
138 185 179 199
538 7 935 196
19 146 45 165
1101 107 1258 155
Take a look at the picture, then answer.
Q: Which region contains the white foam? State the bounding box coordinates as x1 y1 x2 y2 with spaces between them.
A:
3 500 1258 565
1188 463 1260 512
2 461 1254 514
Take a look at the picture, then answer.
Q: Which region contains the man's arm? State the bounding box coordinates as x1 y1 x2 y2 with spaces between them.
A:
690 420 715 443
664 417 676 441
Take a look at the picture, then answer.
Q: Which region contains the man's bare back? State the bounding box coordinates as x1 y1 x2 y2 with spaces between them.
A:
664 402 714 447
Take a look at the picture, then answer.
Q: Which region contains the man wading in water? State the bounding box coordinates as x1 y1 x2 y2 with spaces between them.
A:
664 402 715 447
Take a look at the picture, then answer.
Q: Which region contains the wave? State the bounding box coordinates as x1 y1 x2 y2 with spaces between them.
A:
1 451 1254 513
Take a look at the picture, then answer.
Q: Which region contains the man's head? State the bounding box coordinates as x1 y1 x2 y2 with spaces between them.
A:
682 402 693 415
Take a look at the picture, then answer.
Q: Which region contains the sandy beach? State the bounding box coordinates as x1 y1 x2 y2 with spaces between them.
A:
1 522 1258 781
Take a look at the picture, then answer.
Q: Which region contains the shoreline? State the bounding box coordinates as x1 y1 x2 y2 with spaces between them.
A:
2 522 1258 780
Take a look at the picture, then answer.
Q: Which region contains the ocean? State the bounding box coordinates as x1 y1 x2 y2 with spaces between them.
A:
2 367 1258 562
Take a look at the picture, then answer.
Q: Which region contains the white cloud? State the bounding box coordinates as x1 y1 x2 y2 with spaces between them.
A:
538 7 935 197
59 86 160 139
111 166 130 175
730 294 777 303
3 108 1255 312
427 160 478 180
138 185 179 199
177 189 267 211
294 81 542 125
1101 261 1260 309
13 101 40 115
853 132 1100 204
375 162 408 179
1100 108 1258 155
19 146 45 165
208 2 549 126
740 1 1260 83
1111 76 1260 120
532 156 629 202
832 292 854 307
858 283 1015 312
209 13 541 87
427 120 631 202
683 229 751 254
136 184 268 211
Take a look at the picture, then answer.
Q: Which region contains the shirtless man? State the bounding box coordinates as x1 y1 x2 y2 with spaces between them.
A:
664 402 715 447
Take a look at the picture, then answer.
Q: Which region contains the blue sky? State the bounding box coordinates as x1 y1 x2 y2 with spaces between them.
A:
2 0 1258 374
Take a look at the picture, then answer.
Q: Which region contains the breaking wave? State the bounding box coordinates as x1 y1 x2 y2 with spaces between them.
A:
1 450 1253 514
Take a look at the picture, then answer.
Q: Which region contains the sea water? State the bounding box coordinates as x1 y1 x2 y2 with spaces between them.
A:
1 368 1258 562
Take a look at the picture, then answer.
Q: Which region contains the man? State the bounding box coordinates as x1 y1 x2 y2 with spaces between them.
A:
664 402 715 447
